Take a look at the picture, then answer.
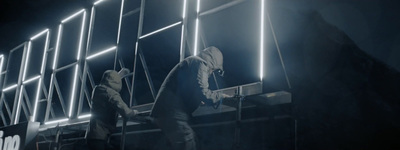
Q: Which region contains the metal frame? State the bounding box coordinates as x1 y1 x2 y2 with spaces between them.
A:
21 29 51 123
0 42 28 125
0 0 291 130
44 9 87 125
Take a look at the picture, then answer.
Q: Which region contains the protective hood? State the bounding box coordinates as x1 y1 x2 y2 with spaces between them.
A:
198 46 224 71
100 70 122 92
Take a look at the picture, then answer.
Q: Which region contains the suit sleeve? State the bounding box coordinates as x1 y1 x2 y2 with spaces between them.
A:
196 62 224 105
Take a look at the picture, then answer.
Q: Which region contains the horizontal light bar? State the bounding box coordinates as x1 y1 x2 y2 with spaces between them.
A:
30 29 49 40
62 9 85 23
94 0 104 5
139 21 182 39
23 75 40 84
3 84 17 92
44 118 69 125
78 114 91 119
86 46 117 60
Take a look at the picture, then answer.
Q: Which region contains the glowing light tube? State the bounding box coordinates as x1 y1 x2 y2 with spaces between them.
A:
193 19 199 56
77 11 87 60
259 0 265 81
22 41 32 81
30 29 49 40
0 55 4 86
117 0 125 44
53 25 63 70
31 78 42 122
193 0 201 56
86 46 117 60
94 0 104 5
68 65 79 117
62 9 85 23
139 22 182 39
78 114 91 119
45 118 69 125
182 0 187 18
3 84 18 92
14 85 24 124
40 31 50 74
22 75 40 84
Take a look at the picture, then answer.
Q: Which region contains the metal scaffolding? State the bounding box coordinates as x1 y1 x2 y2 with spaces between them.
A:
0 0 294 149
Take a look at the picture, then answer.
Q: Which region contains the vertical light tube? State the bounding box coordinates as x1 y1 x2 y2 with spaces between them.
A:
193 0 201 56
40 31 50 74
68 64 79 117
22 41 32 81
77 10 86 60
117 0 125 44
32 30 49 122
53 25 63 70
180 25 185 59
179 0 187 60
182 0 187 18
31 78 42 122
30 29 49 40
94 0 104 5
259 0 265 81
14 85 24 124
0 55 4 91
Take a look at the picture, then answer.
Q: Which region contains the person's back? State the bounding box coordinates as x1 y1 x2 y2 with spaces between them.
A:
151 56 206 121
